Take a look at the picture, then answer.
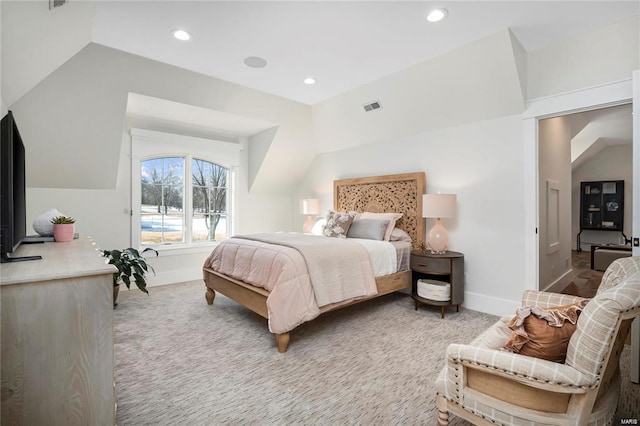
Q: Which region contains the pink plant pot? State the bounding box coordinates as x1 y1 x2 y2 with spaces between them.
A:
53 224 75 242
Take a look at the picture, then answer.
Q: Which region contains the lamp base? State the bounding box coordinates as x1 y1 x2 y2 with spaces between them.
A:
303 215 315 234
427 218 449 254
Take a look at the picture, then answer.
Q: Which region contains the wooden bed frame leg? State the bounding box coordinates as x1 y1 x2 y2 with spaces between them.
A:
275 333 290 353
205 287 216 305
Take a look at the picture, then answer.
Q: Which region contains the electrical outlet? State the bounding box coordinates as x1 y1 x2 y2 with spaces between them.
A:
634 238 640 247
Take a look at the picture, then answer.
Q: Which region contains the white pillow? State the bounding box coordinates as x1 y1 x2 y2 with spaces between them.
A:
356 212 403 241
390 227 412 242
311 218 326 235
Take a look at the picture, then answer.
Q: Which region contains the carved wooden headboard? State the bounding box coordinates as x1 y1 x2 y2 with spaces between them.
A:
333 172 425 248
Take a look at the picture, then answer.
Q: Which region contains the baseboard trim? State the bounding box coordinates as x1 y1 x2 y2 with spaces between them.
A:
463 291 520 317
146 269 203 287
541 269 573 293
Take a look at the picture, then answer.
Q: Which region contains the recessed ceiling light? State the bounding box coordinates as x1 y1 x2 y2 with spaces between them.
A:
304 77 316 85
171 29 192 41
426 8 448 23
244 56 268 68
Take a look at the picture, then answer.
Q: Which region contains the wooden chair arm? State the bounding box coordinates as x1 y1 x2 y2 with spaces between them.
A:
461 361 588 394
446 344 595 390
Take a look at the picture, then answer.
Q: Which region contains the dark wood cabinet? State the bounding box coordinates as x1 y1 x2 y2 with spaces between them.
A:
577 180 625 250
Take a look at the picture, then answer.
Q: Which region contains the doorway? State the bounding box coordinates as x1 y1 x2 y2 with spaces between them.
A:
537 104 633 295
523 75 639 383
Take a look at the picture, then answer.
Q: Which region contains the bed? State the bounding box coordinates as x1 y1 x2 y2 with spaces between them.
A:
202 172 425 352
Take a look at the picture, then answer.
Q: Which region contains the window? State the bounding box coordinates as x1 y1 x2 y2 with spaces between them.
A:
131 129 242 251
141 157 185 244
191 159 228 242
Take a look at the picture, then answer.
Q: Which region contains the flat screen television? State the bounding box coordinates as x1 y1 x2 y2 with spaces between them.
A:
1 111 41 263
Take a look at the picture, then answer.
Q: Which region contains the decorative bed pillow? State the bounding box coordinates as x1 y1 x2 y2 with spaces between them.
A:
357 212 403 241
502 300 588 363
322 211 357 238
346 219 389 240
389 227 412 242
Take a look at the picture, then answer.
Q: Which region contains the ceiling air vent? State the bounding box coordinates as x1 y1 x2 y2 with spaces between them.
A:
50 0 66 9
363 100 382 112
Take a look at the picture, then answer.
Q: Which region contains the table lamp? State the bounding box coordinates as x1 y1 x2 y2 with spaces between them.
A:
422 193 456 254
301 198 321 233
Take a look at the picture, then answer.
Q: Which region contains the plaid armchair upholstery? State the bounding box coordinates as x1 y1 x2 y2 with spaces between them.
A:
436 256 640 426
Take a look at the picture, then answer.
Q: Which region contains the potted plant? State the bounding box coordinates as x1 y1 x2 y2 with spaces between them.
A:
51 215 75 242
102 247 158 307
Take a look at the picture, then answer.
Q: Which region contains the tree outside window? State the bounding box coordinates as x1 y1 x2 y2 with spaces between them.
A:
192 159 228 242
140 157 184 245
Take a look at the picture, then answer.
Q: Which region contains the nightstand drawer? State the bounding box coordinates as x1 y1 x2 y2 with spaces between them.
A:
411 256 451 274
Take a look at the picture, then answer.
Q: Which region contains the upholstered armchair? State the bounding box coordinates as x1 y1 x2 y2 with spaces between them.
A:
436 256 640 425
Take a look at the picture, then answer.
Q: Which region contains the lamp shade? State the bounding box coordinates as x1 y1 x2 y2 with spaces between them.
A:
300 198 321 215
422 194 456 218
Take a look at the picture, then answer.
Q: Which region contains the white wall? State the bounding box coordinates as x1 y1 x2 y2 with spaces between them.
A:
572 144 633 249
11 43 315 194
528 17 639 100
538 117 572 290
1 0 94 106
312 29 525 154
298 114 526 315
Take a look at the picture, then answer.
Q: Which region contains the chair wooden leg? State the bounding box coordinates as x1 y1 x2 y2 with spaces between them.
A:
436 396 449 425
437 410 449 425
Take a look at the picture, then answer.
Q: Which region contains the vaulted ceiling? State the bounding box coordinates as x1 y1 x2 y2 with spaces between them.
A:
89 1 639 105
1 1 637 192
3 1 638 107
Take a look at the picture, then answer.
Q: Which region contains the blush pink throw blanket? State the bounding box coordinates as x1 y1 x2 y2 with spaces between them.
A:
203 233 378 334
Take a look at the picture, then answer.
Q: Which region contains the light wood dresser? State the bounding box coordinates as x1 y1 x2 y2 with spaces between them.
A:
0 237 116 425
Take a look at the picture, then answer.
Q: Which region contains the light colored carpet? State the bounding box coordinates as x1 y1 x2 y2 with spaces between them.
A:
114 280 639 425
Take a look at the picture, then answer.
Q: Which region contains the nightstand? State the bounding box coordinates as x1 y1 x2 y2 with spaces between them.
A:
410 250 464 318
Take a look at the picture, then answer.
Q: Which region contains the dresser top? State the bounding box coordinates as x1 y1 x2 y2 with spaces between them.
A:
0 237 116 286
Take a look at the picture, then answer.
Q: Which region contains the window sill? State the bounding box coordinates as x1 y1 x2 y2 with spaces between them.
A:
141 242 219 257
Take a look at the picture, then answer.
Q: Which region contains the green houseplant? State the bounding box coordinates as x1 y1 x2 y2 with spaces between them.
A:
51 215 76 242
103 247 158 306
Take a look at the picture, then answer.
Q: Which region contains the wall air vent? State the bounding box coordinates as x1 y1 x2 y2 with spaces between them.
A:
363 100 382 112
50 0 66 9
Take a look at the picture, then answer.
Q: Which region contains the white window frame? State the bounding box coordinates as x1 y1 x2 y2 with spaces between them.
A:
131 128 242 253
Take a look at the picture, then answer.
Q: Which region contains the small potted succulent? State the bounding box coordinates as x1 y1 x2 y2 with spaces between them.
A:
103 247 158 307
51 215 75 242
